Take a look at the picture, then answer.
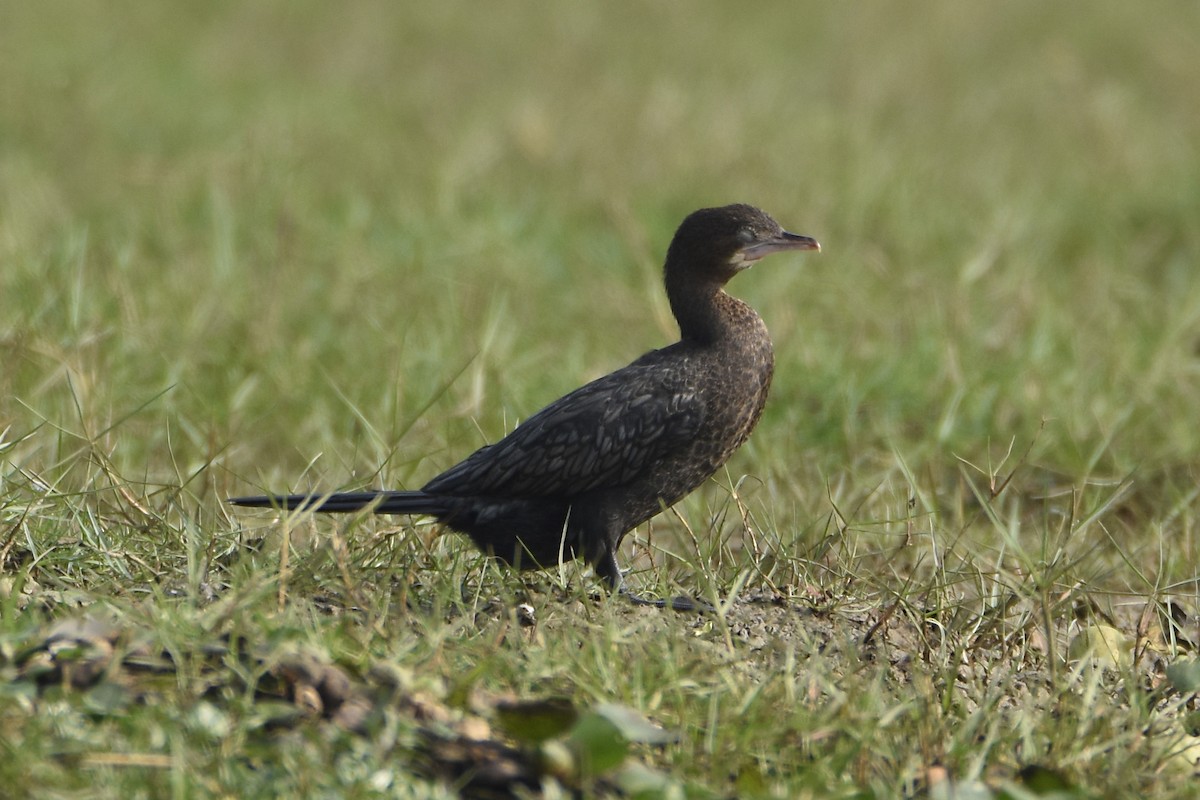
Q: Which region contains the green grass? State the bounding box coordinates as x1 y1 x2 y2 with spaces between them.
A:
3 2 1200 797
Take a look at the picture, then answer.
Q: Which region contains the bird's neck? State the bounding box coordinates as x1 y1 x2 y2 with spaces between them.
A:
668 274 756 346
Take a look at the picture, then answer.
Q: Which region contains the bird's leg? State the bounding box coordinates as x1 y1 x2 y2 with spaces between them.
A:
626 588 715 613
596 549 715 613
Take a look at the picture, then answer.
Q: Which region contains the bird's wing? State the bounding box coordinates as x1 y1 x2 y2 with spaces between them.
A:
421 362 704 498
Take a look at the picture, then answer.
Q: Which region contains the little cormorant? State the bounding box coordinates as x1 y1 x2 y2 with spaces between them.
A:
231 204 820 608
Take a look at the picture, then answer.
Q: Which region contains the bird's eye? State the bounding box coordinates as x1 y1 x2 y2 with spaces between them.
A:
735 228 755 244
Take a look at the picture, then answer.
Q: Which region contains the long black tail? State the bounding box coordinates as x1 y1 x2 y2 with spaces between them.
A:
228 490 448 516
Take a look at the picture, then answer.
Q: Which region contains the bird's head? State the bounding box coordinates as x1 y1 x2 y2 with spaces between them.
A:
665 204 820 283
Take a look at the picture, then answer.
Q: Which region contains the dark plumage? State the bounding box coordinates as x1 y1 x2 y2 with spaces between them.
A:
231 204 819 607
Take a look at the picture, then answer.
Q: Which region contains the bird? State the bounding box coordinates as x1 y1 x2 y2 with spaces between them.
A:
230 204 819 609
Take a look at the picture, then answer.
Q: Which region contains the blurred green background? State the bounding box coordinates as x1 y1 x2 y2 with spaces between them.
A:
3 1 1199 555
